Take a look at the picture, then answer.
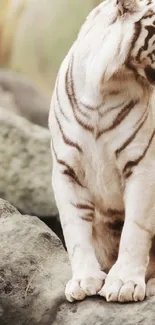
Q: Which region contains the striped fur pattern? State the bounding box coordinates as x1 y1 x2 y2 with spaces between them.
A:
49 0 155 302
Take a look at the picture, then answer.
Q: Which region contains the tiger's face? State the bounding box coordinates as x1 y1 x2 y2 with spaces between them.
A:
92 0 155 86
124 1 155 83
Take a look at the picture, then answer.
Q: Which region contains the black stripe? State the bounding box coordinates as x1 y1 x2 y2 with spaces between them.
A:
63 168 83 187
97 100 138 139
80 101 103 112
125 21 141 73
146 1 152 6
65 61 73 108
56 77 69 121
65 56 94 132
99 100 126 118
69 57 93 130
54 108 83 153
123 129 155 178
116 110 148 158
136 25 155 62
104 209 124 218
52 141 84 187
72 203 94 211
81 214 93 222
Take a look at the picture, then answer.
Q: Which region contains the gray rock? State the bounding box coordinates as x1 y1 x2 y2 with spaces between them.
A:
0 70 50 128
0 199 155 325
0 199 70 325
0 106 57 218
52 297 155 325
0 106 65 245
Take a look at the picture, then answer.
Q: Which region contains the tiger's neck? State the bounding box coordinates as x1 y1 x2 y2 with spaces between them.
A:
81 66 151 113
102 68 151 107
78 68 153 139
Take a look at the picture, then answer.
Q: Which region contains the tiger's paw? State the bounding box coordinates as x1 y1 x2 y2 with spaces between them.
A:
99 262 146 302
65 272 106 302
99 278 146 302
146 278 155 297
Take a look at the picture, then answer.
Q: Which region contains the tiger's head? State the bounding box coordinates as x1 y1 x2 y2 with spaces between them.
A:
96 0 155 85
124 0 155 84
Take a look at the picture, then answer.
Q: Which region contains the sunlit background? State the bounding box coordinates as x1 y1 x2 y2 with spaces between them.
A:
0 0 102 232
0 0 101 230
0 0 101 95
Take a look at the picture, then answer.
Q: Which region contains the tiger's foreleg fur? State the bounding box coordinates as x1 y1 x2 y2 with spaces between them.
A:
49 0 155 303
100 163 155 302
52 151 106 302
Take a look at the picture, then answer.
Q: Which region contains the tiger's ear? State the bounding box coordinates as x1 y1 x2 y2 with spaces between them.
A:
117 0 139 15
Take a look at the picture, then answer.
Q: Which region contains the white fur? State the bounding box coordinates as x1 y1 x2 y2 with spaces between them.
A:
49 0 155 302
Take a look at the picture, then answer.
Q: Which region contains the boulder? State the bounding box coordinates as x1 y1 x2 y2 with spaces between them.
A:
0 106 55 217
0 70 50 128
0 106 66 244
0 199 70 325
0 199 155 325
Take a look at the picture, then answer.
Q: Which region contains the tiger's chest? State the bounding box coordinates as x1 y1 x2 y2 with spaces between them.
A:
79 136 124 213
73 93 149 213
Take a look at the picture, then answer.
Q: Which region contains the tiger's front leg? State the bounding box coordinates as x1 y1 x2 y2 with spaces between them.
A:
100 169 155 302
52 155 106 302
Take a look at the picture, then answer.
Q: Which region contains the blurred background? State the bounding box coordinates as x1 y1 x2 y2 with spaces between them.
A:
0 0 101 241
0 0 101 95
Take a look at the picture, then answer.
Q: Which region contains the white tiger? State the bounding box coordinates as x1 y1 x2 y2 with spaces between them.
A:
49 0 155 303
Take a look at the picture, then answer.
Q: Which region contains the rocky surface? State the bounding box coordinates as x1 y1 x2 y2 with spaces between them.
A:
0 106 56 217
0 70 50 127
0 104 66 245
0 66 153 324
0 199 70 325
0 199 155 325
